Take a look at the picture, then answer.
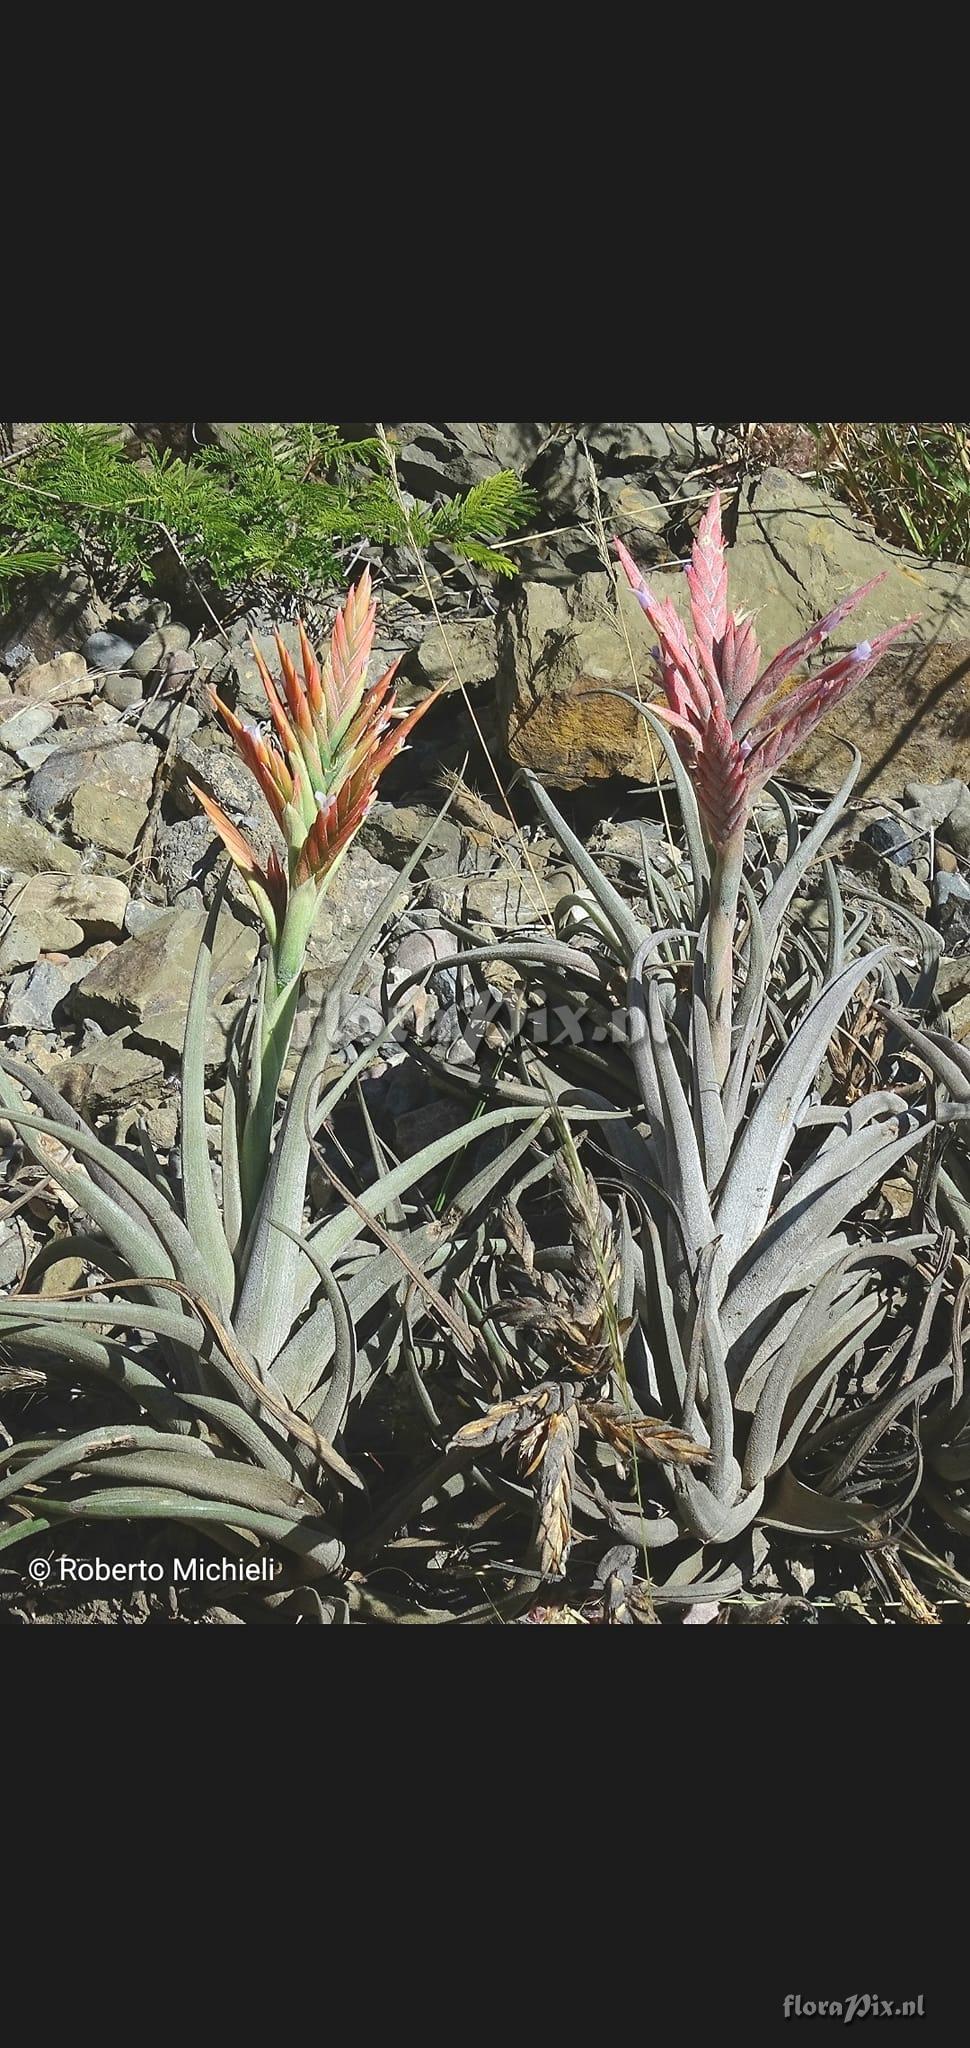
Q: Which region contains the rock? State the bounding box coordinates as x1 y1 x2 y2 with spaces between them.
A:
932 869 970 944
131 1097 179 1153
305 845 406 968
128 625 192 679
415 617 498 693
463 869 573 926
903 779 966 828
192 639 232 684
0 571 106 672
487 424 554 471
937 956 970 1006
860 816 918 865
69 783 149 857
151 650 196 696
152 816 234 906
0 920 41 972
47 1035 165 1117
138 697 200 741
359 801 462 870
169 738 265 829
19 743 59 777
879 863 932 916
102 672 143 711
6 872 129 941
519 422 717 531
124 899 174 937
27 731 157 823
2 958 76 1030
389 422 501 499
608 480 668 544
68 902 258 1056
19 652 92 704
230 624 305 720
0 700 55 758
390 925 459 1006
939 786 970 861
584 421 718 473
497 569 661 787
0 794 81 876
950 997 970 1043
84 632 137 673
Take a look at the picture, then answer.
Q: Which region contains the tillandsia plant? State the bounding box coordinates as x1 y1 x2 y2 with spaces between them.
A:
192 570 444 1216
366 495 947 1593
0 574 611 1617
615 496 915 1081
0 798 610 1616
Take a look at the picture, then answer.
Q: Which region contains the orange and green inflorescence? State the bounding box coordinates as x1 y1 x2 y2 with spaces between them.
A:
191 568 443 988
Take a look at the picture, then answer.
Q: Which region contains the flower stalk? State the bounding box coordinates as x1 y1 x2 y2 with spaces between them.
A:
615 496 914 1082
191 570 443 1196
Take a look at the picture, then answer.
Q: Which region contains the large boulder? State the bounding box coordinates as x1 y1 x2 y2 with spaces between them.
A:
499 467 970 795
496 569 663 790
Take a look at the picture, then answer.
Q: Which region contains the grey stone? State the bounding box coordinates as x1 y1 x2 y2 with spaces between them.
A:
0 701 55 756
48 1035 165 1116
152 816 231 904
463 869 573 926
934 870 970 909
903 779 966 828
359 801 462 869
102 672 144 711
391 422 501 500
0 570 106 672
0 794 81 876
129 625 192 679
85 631 137 673
192 639 232 683
0 1226 29 1290
932 869 970 946
606 479 668 544
415 617 498 693
0 920 41 971
68 902 258 1056
27 732 157 823
124 899 175 937
939 787 970 860
138 698 201 741
230 622 306 720
2 958 75 1030
69 783 149 858
16 741 58 775
170 738 266 831
391 925 458 1006
860 816 917 865
7 872 129 941
936 955 970 1005
876 863 932 915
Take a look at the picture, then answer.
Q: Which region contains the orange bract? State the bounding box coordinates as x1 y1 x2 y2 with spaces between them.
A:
193 572 445 945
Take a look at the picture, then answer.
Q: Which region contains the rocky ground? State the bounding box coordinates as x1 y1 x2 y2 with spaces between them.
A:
2 422 969 1622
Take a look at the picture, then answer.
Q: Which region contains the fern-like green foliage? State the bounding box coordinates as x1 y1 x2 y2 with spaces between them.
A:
0 423 537 613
